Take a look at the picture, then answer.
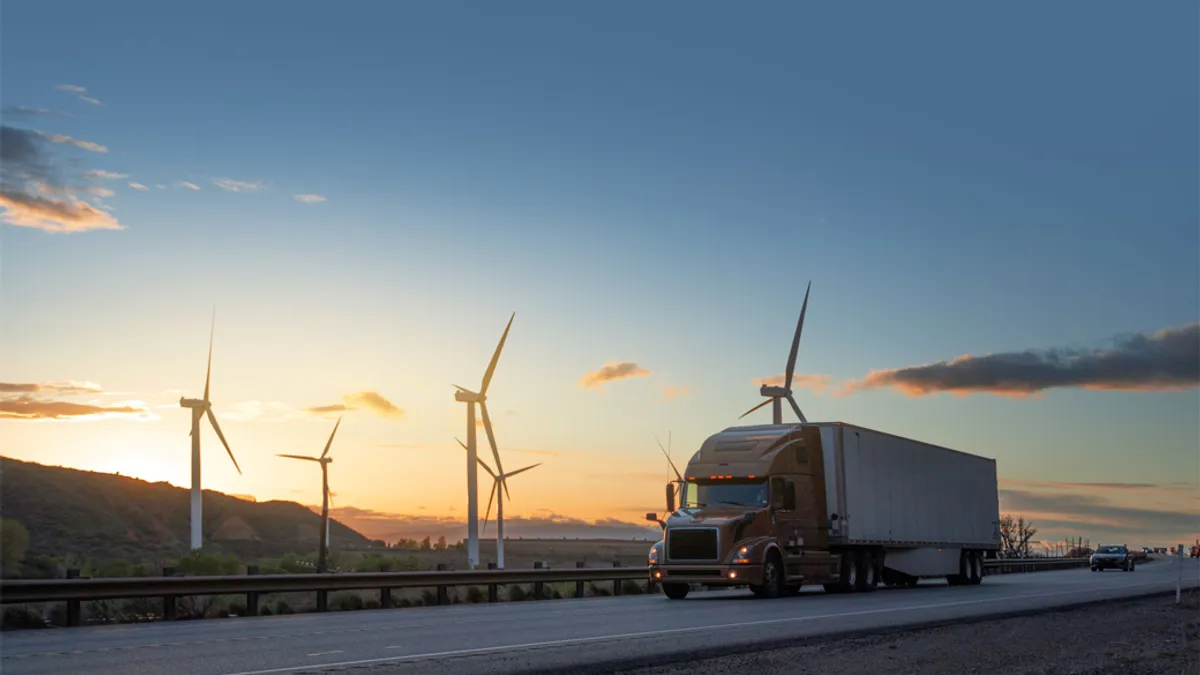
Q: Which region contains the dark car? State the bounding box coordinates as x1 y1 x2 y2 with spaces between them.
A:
1090 545 1134 572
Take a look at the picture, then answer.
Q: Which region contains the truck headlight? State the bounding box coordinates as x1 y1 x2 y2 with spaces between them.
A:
649 543 662 565
733 545 752 564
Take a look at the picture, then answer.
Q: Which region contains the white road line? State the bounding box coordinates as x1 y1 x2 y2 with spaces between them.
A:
222 578 1188 675
305 650 343 657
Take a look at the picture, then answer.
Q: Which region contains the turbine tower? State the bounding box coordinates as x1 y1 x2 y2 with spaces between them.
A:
454 312 514 568
179 308 242 550
655 431 684 507
277 416 341 573
739 281 813 425
457 439 540 569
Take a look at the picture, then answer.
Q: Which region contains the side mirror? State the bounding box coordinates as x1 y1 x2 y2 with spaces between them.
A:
666 483 676 513
645 512 657 522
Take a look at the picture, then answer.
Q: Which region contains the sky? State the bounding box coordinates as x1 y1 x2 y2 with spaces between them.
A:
2 1 1197 548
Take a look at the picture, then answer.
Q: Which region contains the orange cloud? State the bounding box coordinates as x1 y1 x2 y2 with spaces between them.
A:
662 384 692 400
837 322 1200 398
0 395 153 421
753 373 831 394
0 381 102 395
306 390 403 420
578 361 651 390
0 190 123 233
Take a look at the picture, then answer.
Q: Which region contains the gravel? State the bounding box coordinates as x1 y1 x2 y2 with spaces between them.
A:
597 590 1200 675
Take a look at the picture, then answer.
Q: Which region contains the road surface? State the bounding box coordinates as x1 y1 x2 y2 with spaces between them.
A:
3 559 1196 675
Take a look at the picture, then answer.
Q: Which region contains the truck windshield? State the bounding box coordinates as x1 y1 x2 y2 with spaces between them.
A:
684 480 768 508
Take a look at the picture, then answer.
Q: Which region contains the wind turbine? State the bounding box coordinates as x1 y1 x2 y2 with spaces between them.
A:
457 439 540 569
178 308 242 550
453 312 514 568
277 416 341 573
739 281 813 425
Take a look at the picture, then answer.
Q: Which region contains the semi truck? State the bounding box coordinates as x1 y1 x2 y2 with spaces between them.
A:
647 422 1001 599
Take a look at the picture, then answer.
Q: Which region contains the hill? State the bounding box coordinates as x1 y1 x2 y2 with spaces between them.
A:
0 456 370 567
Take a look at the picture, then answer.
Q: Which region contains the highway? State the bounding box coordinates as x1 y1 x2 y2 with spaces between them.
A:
3 559 1196 675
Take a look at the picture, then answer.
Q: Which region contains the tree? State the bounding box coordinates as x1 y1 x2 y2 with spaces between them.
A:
999 514 1038 557
1 519 29 577
420 536 431 551
434 535 446 551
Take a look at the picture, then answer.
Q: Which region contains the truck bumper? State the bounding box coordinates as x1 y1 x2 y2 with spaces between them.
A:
649 563 764 587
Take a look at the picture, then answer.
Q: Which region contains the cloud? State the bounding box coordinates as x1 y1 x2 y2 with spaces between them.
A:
128 182 148 191
662 384 692 400
838 322 1200 398
34 131 107 153
753 373 832 394
0 125 126 233
293 194 326 204
0 381 103 394
3 107 69 118
85 170 128 180
56 84 101 106
211 177 263 192
999 478 1192 492
155 184 168 190
999 488 1198 542
87 187 115 197
306 391 404 419
178 181 200 190
0 395 154 421
578 361 651 390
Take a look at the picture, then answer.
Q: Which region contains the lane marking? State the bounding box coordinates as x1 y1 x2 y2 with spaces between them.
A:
306 650 343 657
221 578 1194 675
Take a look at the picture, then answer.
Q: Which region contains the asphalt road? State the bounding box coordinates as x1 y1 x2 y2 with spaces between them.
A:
3 559 1196 675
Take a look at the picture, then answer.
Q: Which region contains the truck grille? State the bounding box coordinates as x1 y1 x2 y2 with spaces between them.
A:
667 528 718 561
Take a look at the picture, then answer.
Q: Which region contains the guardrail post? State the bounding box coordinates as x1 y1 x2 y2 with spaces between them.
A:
487 562 498 603
66 568 81 627
612 561 622 596
245 565 259 617
162 567 177 621
316 584 328 613
381 586 393 609
576 561 585 598
533 561 545 599
436 563 448 605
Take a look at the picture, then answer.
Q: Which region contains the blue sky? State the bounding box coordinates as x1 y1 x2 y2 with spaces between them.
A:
2 1 1197 545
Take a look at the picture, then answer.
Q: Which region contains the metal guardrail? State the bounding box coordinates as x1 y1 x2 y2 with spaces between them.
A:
0 557 1093 627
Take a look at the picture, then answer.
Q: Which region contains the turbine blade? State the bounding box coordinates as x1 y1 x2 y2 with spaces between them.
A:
482 480 497 533
203 306 215 401
480 402 506 479
456 437 497 477
504 462 541 478
480 312 514 395
784 281 811 392
452 384 473 393
277 454 320 462
739 398 773 419
787 395 808 424
654 433 684 482
206 408 241 475
321 416 342 458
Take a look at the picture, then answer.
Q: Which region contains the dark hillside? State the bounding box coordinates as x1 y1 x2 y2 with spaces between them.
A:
0 456 369 566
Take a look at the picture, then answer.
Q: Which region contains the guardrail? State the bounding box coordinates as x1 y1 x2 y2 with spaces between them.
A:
0 557 1092 627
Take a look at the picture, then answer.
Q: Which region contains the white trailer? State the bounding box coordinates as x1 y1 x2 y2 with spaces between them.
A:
815 422 1001 583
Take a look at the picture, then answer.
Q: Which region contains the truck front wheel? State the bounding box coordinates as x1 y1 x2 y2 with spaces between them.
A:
662 582 689 599
759 552 786 598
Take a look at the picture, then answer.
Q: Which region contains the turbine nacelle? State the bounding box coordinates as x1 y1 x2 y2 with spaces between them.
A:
454 387 484 404
179 397 209 409
758 385 790 398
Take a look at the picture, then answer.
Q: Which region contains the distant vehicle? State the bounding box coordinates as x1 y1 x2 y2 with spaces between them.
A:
1191 545 1199 559
1090 545 1135 572
647 422 1001 599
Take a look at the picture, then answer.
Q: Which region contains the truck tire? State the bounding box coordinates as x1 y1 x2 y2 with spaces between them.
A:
838 551 858 593
969 551 984 585
947 550 970 586
662 582 689 599
855 550 879 592
760 551 786 599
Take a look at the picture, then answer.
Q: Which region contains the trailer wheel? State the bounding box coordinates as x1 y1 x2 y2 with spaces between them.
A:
662 582 689 600
855 550 879 592
838 551 859 593
970 551 984 585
